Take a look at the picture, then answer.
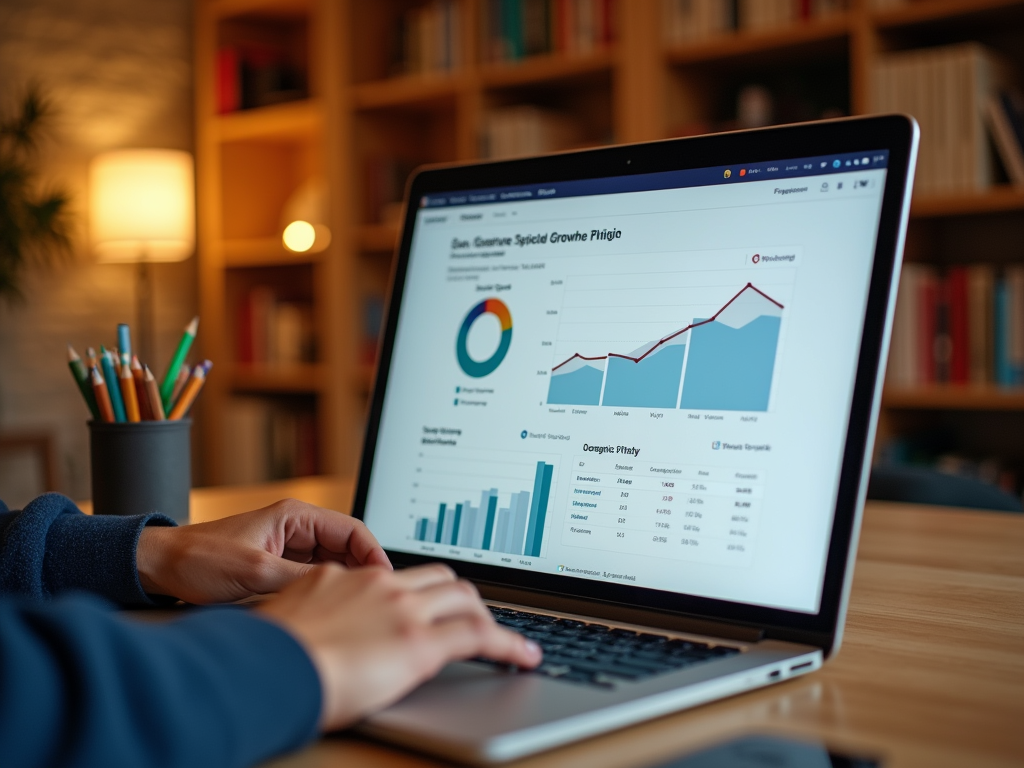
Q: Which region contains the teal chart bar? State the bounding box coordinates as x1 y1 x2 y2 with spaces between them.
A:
413 461 555 557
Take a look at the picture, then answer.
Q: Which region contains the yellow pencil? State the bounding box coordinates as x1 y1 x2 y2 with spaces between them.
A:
143 365 165 420
168 365 206 420
119 363 141 422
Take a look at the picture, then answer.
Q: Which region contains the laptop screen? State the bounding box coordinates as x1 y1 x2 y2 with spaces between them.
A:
362 150 889 615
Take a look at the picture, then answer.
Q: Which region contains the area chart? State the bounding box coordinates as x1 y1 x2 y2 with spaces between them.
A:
547 283 784 411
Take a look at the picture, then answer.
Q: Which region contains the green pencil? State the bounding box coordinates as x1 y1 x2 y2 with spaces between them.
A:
161 316 199 410
67 344 100 419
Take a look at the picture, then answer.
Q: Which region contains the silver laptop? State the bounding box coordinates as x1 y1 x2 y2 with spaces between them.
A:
351 115 919 764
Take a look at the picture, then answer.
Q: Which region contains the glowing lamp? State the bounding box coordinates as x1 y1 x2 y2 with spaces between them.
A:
281 178 331 254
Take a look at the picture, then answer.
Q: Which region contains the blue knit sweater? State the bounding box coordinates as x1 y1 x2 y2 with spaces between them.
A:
0 493 321 768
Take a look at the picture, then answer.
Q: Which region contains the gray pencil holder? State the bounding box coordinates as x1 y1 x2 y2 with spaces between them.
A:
89 419 191 523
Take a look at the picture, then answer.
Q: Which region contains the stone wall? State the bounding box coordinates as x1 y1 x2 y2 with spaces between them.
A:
0 0 196 506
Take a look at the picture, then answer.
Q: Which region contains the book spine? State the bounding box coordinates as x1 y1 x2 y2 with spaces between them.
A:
948 267 969 384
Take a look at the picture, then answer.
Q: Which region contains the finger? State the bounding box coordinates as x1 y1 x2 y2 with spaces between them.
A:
392 563 458 590
409 580 491 624
427 616 542 670
282 506 391 568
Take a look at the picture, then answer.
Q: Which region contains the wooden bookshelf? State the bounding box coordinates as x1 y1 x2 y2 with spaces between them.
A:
884 386 1024 410
194 0 1024 486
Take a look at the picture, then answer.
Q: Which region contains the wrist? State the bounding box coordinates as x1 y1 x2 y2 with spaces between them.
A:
136 524 178 596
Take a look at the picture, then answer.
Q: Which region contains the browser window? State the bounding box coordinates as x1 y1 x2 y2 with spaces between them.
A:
363 151 889 614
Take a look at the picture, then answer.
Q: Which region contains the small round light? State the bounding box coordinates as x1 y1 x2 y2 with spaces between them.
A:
283 220 316 252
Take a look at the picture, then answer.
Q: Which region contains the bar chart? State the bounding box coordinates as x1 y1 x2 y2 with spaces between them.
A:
548 281 786 412
411 451 556 558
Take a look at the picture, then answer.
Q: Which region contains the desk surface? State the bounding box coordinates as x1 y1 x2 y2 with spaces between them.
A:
166 479 1024 767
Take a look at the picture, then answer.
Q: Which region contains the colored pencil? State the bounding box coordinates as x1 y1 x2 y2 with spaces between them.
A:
143 365 165 420
99 346 127 422
168 365 206 420
91 365 115 423
130 355 153 420
119 363 141 422
160 316 199 409
67 344 100 419
118 324 131 366
86 347 98 370
169 364 190 407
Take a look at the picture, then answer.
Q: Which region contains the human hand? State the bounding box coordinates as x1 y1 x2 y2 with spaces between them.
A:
257 563 542 730
136 498 391 604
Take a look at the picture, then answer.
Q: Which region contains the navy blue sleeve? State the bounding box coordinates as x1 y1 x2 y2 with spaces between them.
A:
0 493 175 605
0 594 322 768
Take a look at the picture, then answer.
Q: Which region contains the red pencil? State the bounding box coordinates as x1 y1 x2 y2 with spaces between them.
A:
91 365 115 423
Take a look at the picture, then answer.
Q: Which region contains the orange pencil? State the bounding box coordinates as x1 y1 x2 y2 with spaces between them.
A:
86 347 99 370
119 363 141 422
143 365 165 420
130 355 152 420
169 364 190 407
91 365 115 423
168 365 206 420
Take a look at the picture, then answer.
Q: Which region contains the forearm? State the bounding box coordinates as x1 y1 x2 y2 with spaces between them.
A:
0 594 321 768
0 493 174 604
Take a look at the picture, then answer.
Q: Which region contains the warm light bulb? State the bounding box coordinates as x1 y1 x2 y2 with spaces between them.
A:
283 220 316 252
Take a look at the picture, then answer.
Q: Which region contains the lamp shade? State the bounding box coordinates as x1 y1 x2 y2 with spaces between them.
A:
89 149 195 263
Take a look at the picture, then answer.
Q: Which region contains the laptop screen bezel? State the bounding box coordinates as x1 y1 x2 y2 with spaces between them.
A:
351 115 916 653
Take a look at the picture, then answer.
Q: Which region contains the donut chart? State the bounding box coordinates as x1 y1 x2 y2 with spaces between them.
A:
456 298 512 377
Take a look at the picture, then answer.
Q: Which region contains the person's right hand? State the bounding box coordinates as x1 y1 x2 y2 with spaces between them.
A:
256 563 542 731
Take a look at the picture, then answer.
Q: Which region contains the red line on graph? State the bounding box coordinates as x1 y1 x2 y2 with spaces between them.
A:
550 283 784 372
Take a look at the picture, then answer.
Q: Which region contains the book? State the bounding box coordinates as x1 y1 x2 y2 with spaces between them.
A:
223 398 319 484
484 0 616 62
986 91 1024 187
392 0 462 75
888 263 1024 390
872 43 1011 196
483 105 581 158
215 43 307 113
236 289 315 367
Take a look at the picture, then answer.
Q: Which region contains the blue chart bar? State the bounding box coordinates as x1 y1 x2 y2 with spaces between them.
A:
679 315 781 411
413 461 555 557
601 342 686 408
548 359 605 405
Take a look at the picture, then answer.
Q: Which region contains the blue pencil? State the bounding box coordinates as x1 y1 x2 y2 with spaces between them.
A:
100 346 127 422
117 324 131 366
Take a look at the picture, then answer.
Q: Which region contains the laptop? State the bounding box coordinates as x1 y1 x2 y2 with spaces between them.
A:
351 115 919 764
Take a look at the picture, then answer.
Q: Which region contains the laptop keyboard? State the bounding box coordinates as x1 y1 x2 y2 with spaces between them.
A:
486 606 741 688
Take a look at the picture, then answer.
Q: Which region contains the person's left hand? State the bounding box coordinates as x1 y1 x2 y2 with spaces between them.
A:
135 498 392 604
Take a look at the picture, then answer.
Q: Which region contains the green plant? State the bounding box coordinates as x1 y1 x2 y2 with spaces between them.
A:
0 87 72 303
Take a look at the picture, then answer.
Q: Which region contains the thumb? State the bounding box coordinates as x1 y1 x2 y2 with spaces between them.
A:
250 554 319 594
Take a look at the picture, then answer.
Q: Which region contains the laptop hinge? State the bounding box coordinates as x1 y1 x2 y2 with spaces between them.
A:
476 582 766 644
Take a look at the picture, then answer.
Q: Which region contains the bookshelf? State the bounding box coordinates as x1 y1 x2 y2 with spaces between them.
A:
194 0 1024 490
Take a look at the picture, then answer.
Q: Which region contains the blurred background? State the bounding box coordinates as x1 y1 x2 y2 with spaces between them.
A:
0 0 1022 511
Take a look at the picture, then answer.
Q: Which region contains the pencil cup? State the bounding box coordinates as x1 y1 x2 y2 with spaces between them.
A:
89 419 191 523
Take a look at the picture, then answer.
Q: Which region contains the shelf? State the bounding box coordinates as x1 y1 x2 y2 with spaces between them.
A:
357 224 400 252
223 237 318 267
215 99 322 142
910 187 1024 218
352 73 466 111
665 15 850 66
480 49 617 88
883 386 1024 411
208 0 312 21
229 364 326 394
873 0 1024 30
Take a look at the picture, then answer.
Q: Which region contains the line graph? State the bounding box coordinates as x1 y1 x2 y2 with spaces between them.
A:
546 283 786 411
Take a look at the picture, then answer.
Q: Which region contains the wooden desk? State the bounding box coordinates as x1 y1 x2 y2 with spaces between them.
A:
114 479 1024 767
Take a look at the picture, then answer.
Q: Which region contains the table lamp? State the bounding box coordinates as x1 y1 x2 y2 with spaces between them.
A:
89 149 195 363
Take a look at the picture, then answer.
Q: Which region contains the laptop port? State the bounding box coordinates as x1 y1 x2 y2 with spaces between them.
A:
790 661 814 673
768 669 782 679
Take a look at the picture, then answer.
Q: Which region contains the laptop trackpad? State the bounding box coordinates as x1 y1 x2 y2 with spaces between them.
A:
362 660 620 742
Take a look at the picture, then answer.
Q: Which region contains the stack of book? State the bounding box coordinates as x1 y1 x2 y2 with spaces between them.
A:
216 45 307 113
483 0 616 63
888 264 1024 388
484 105 581 158
390 0 463 76
663 0 846 45
223 398 318 484
236 288 316 367
872 43 1012 196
